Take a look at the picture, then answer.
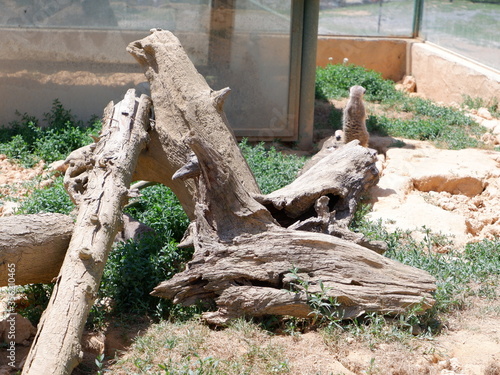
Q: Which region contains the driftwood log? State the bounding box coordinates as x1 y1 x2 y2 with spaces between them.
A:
0 212 151 287
1 29 438 374
0 213 73 286
21 90 152 375
128 29 261 219
256 140 387 253
151 136 436 325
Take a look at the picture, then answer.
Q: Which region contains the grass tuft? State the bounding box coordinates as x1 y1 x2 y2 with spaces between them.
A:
315 63 488 149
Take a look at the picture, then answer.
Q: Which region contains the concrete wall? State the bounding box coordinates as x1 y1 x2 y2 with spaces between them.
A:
316 36 408 82
0 29 146 126
0 29 297 141
316 36 500 106
409 42 500 105
2 30 499 133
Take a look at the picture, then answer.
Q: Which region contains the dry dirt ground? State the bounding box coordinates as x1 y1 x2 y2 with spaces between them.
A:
1 114 500 374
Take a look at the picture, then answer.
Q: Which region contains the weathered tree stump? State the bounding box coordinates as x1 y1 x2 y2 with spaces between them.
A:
127 28 260 219
152 136 436 325
21 89 151 375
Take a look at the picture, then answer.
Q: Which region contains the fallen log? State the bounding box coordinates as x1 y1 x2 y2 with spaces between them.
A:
21 89 151 375
0 213 73 286
152 136 436 325
257 140 387 253
0 213 152 287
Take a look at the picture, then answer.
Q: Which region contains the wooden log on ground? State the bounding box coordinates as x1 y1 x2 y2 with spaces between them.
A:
256 140 386 253
127 28 260 219
0 213 73 286
21 89 151 375
0 213 152 287
152 136 436 325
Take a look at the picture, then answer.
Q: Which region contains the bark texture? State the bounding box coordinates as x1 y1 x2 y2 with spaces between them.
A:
152 136 436 325
258 140 387 253
0 213 152 287
127 28 260 219
22 90 151 375
258 140 378 228
0 213 73 286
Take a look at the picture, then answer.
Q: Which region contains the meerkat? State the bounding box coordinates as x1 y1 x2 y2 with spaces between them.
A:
342 85 369 147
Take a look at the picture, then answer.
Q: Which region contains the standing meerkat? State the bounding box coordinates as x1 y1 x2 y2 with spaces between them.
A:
342 85 369 147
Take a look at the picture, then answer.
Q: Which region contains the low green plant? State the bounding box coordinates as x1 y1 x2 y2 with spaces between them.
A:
98 184 194 319
17 284 54 325
315 63 402 102
111 319 290 375
287 267 343 328
239 139 307 194
462 94 500 117
351 204 500 327
95 354 105 375
0 99 101 167
16 176 74 215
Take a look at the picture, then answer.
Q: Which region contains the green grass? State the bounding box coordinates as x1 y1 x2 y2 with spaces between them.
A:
16 176 75 215
463 94 500 117
350 205 500 328
239 139 307 194
108 319 291 375
3 89 499 370
98 185 194 320
315 63 402 102
315 63 488 149
0 99 101 167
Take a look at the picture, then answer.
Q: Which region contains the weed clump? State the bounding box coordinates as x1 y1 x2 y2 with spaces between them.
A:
315 63 487 149
0 99 101 167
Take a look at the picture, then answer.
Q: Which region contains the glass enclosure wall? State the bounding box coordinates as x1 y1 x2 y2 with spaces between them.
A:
421 0 500 71
0 0 300 140
318 0 500 71
318 0 416 37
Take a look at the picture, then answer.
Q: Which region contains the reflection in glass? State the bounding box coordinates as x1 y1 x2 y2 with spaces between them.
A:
318 0 415 37
1 0 296 139
422 0 500 70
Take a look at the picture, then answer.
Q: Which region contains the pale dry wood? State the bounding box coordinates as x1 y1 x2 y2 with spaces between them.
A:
0 213 151 287
256 140 386 253
22 90 151 375
152 136 436 325
0 213 73 286
126 28 260 219
257 140 378 227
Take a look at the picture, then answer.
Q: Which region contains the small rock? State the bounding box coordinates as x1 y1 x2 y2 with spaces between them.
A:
481 133 497 146
477 107 493 120
449 357 462 372
82 331 105 355
39 178 54 189
481 119 500 132
0 314 36 344
48 159 68 174
395 75 417 93
0 201 19 216
345 336 355 344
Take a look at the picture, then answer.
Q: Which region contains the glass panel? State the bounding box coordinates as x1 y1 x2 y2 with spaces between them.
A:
218 0 293 137
318 0 415 36
1 1 210 30
0 0 296 139
422 0 500 71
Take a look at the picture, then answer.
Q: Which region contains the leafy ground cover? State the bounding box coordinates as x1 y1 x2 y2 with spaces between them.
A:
315 63 495 150
1 65 499 374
